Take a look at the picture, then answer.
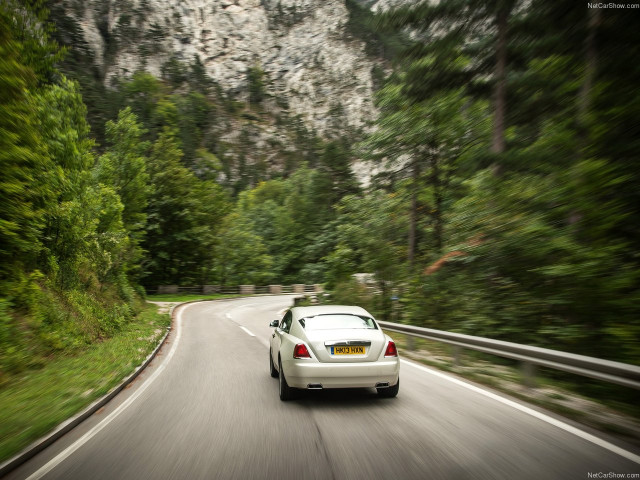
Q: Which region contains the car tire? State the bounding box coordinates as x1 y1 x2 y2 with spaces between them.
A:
279 358 295 401
269 349 278 378
377 377 399 398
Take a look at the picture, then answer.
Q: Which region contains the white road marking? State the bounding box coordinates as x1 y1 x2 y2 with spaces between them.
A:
225 303 260 321
26 303 196 480
25 299 637 477
401 359 640 465
239 326 255 337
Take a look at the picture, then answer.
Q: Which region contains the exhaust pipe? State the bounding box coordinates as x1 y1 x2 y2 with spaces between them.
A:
307 383 323 390
375 382 390 388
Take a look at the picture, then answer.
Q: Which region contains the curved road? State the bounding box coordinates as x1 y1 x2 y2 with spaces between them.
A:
6 296 640 479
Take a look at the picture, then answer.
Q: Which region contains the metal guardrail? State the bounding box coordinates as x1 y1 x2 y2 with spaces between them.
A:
146 284 321 295
377 321 640 390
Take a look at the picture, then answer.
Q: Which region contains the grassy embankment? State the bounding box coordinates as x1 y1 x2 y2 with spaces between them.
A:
0 304 169 463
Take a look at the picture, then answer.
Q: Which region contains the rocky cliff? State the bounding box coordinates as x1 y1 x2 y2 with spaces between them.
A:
56 0 385 135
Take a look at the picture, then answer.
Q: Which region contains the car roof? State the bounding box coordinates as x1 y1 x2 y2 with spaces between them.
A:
290 305 373 321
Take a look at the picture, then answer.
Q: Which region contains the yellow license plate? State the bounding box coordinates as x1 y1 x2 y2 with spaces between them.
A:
332 346 365 355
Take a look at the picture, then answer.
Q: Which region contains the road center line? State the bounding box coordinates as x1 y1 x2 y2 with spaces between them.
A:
401 358 640 465
225 303 260 321
239 326 255 337
26 303 195 480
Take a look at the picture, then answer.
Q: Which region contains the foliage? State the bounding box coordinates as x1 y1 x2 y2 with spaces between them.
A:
215 213 275 285
95 107 150 238
94 107 150 280
359 0 640 364
0 2 146 384
0 10 50 279
142 128 229 286
344 0 408 60
2 0 639 383
247 64 266 105
0 304 169 462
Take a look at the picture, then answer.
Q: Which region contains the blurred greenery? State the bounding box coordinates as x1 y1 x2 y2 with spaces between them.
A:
0 304 169 462
0 0 638 420
354 0 640 365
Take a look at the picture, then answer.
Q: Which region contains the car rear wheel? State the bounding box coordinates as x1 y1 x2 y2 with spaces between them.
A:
279 358 295 401
377 377 399 398
269 349 278 378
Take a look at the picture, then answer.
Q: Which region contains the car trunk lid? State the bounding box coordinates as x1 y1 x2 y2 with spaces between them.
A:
304 328 385 363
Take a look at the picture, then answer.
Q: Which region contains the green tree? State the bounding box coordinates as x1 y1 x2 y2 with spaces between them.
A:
35 78 96 288
327 191 406 319
143 128 229 286
96 107 150 233
3 0 65 83
95 107 151 278
161 54 187 88
215 213 274 285
247 64 266 106
364 70 489 267
0 7 52 279
122 72 164 134
376 0 519 158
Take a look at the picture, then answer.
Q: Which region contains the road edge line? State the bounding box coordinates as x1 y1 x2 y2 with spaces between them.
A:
0 302 189 478
401 358 640 465
0 295 296 477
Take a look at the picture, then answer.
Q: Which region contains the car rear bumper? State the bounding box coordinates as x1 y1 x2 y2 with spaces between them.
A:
283 358 400 389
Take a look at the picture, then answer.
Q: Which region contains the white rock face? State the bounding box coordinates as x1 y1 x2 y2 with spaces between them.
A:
369 0 417 12
66 0 381 134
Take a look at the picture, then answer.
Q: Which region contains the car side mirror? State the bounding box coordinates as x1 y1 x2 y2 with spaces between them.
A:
269 320 279 328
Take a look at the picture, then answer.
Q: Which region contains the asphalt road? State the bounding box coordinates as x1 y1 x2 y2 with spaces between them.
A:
6 296 640 480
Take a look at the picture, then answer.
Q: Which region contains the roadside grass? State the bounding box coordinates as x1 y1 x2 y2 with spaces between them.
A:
0 304 170 463
385 331 640 442
146 293 256 302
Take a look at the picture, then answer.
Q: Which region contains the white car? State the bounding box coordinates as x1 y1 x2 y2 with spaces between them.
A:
269 305 400 401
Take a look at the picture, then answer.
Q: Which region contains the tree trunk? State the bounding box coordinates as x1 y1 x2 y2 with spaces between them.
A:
491 7 508 156
570 8 600 230
432 157 443 254
408 159 420 266
578 8 600 135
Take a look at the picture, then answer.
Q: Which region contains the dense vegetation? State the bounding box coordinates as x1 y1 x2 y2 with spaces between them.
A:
0 1 147 383
360 0 640 364
1 0 638 393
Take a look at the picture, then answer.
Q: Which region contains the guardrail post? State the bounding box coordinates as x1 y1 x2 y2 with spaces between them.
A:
203 285 220 294
521 361 537 388
292 284 305 294
158 285 178 294
452 346 462 366
269 285 282 294
240 285 255 295
406 336 415 351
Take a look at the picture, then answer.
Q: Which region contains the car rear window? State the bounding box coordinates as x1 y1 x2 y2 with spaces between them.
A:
300 314 377 331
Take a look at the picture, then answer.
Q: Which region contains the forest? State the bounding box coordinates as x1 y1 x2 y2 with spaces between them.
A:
1 0 639 390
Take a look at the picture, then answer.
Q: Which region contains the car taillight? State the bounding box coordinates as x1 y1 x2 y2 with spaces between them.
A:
384 341 398 357
293 343 311 359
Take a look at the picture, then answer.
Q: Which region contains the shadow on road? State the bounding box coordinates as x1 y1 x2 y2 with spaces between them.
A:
291 388 398 410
